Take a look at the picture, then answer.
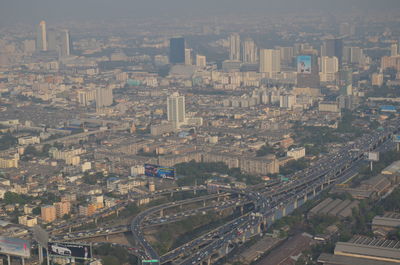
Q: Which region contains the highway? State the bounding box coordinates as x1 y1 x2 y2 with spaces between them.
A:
130 118 400 265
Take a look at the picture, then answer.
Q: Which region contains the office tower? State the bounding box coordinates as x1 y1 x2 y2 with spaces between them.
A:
297 53 320 88
321 37 343 66
259 49 281 74
96 87 113 108
36 20 47 51
242 38 257 63
167 92 186 129
391 43 398 57
41 205 56 222
321 56 339 74
169 37 185 64
47 29 57 51
339 67 353 96
196 55 206 68
185 48 192 65
229 33 241 61
60 30 71 57
321 56 339 82
279 47 294 65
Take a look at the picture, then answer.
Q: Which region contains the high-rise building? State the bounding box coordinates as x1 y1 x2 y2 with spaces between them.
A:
185 48 192 65
321 56 339 82
259 49 281 74
47 29 57 51
41 205 56 222
297 53 320 88
96 87 113 108
169 37 185 64
339 67 353 96
36 20 47 51
321 37 343 66
196 55 206 68
279 47 294 65
391 43 398 57
229 33 241 61
60 30 71 57
242 38 257 63
167 92 186 129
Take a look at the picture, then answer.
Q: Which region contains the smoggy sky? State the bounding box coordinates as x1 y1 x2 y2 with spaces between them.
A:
1 0 399 25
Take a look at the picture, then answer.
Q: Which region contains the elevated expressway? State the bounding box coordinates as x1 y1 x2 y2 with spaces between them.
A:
131 118 400 265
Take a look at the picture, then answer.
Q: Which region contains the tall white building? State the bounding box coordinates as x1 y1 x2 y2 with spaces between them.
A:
259 49 281 74
167 92 186 129
242 38 257 63
36 21 47 51
185 48 192 65
321 56 339 82
60 30 70 57
96 87 113 108
229 33 241 61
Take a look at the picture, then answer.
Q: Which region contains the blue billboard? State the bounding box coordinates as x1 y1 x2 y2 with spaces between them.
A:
393 135 400 143
297 55 312 74
144 164 175 180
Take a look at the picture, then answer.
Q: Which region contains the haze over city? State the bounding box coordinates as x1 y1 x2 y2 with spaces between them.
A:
0 1 400 265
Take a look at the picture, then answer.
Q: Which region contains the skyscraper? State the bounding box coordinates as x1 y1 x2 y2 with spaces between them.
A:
321 37 343 66
185 48 192 65
36 20 47 51
259 49 281 74
47 29 57 51
242 38 257 63
167 92 186 129
297 53 320 88
60 30 71 57
229 33 241 61
169 37 185 64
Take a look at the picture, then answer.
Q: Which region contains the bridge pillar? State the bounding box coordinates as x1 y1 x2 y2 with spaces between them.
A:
116 209 119 217
207 256 211 265
94 217 97 225
160 209 164 217
203 200 206 207
313 188 316 197
282 207 286 217
257 224 261 234
294 199 298 209
304 194 308 202
242 233 246 242
69 226 72 233
240 206 244 215
105 235 109 241
194 189 196 195
170 192 173 197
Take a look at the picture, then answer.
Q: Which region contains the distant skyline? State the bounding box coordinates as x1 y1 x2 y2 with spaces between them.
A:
1 0 400 26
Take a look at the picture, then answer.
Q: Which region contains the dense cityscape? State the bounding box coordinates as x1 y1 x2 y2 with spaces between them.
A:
1 1 400 265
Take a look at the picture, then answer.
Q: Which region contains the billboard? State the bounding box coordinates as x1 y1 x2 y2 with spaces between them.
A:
367 152 380 162
394 135 400 143
144 164 175 180
48 242 92 260
297 55 312 74
0 236 30 258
